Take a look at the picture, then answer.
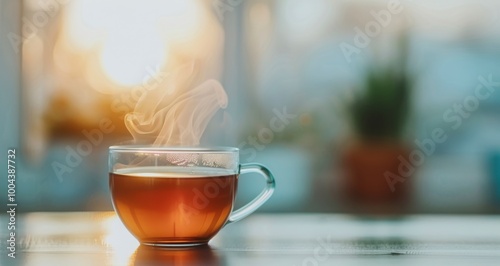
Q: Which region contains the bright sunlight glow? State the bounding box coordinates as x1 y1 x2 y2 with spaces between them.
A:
103 216 139 265
100 33 166 86
64 0 201 87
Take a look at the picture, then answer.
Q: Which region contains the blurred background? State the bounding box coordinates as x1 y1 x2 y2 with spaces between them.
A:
1 0 500 214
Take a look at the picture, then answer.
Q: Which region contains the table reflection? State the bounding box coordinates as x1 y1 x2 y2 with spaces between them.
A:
3 212 500 265
132 245 224 266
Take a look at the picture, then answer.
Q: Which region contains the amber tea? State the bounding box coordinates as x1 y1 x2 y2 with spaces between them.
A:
110 167 237 245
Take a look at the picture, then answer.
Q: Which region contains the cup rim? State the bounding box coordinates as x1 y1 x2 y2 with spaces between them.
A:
109 145 239 153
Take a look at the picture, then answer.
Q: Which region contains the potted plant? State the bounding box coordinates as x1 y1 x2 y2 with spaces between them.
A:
342 45 413 214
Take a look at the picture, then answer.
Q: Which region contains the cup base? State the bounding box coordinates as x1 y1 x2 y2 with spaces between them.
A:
141 242 209 248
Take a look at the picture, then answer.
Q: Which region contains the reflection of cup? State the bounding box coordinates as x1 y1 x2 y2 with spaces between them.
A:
133 245 221 266
109 146 275 246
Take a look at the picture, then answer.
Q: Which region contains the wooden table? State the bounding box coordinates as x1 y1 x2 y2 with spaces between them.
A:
1 212 500 265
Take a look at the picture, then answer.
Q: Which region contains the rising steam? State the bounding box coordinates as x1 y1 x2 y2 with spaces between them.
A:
124 63 228 146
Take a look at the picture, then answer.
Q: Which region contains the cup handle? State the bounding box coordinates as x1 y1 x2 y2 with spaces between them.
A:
226 163 276 224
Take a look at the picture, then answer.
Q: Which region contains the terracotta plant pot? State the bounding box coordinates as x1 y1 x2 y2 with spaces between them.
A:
341 142 412 214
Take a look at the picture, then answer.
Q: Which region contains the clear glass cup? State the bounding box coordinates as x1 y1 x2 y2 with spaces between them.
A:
108 146 275 247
